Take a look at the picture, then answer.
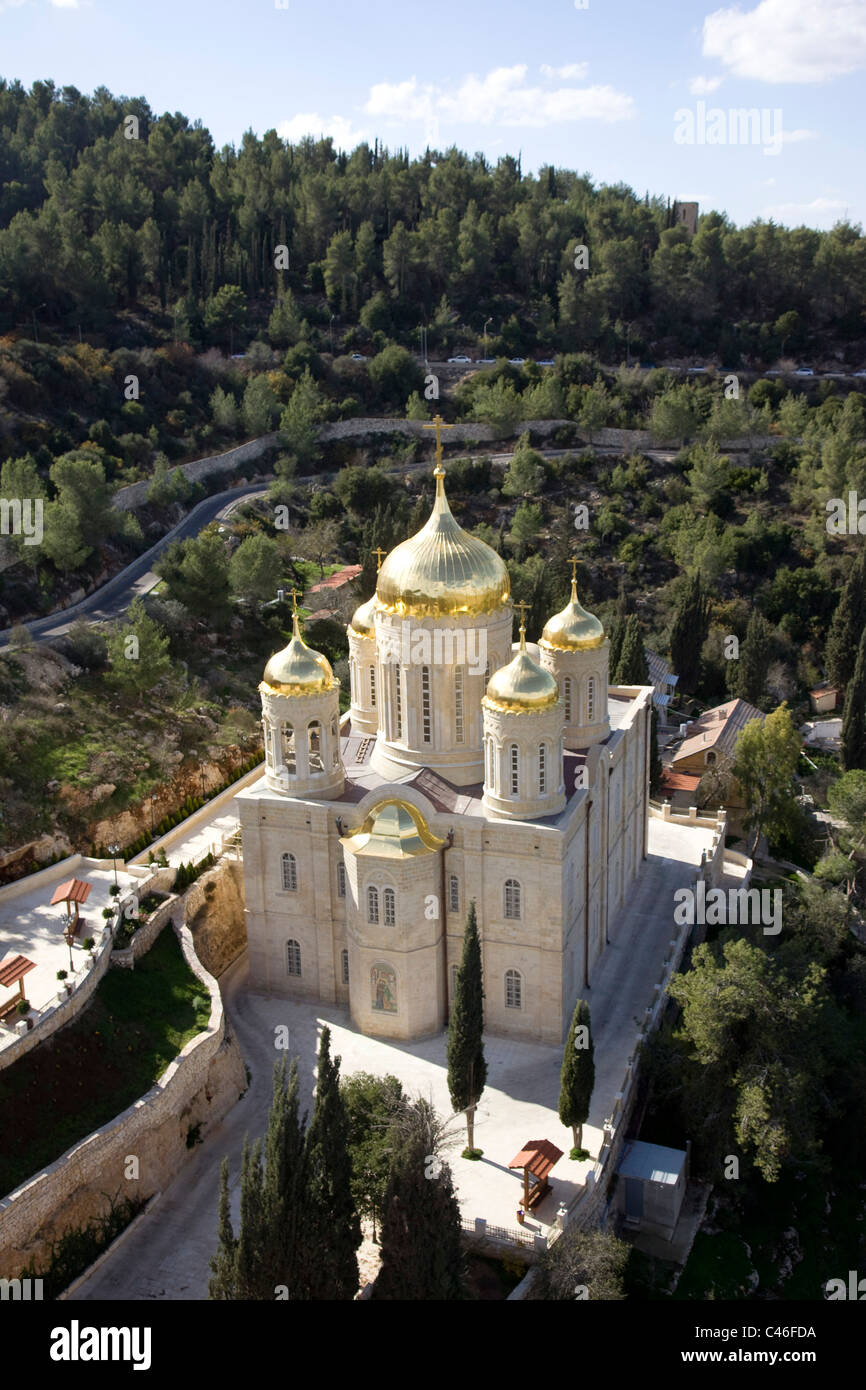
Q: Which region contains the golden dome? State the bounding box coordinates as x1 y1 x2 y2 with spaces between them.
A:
540 575 605 652
349 593 378 638
340 799 446 859
261 610 336 696
376 465 510 618
484 622 560 715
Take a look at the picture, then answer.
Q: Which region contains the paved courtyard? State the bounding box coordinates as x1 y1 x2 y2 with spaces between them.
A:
0 864 134 1019
71 815 714 1300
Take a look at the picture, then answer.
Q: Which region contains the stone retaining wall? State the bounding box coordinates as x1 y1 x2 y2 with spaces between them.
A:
0 904 247 1279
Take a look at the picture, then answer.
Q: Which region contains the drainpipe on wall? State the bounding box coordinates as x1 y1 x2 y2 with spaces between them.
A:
583 800 592 989
440 828 454 1027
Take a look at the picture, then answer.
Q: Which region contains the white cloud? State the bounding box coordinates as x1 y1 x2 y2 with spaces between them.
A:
50 0 81 7
780 127 818 143
762 196 849 225
276 113 372 149
540 62 589 81
0 0 29 10
688 75 724 95
365 64 635 127
703 0 866 83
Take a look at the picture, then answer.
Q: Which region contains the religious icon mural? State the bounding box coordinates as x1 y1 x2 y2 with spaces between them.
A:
371 962 397 1013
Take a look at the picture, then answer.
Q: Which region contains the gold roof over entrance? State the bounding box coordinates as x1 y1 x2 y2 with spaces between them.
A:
540 559 605 652
375 415 510 619
483 603 560 714
340 799 446 859
261 592 336 696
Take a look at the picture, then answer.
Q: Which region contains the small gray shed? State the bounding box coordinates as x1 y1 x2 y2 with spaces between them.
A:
615 1140 688 1240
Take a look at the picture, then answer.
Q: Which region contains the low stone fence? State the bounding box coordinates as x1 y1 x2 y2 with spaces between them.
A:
0 910 246 1280
112 433 280 511
110 892 179 970
127 762 263 867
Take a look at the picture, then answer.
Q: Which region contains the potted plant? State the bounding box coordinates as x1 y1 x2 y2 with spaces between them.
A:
109 883 121 897
17 999 32 1029
83 936 95 952
102 907 114 921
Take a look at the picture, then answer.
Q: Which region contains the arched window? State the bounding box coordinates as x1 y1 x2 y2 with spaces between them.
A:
504 878 521 920
564 676 573 723
341 948 349 985
369 665 377 707
587 677 596 723
367 885 379 924
337 862 346 899
421 666 432 743
454 668 464 744
383 887 396 926
510 743 519 796
449 874 459 914
538 742 547 795
286 939 301 976
308 720 323 772
281 852 297 892
282 724 296 774
505 969 522 1009
706 750 717 766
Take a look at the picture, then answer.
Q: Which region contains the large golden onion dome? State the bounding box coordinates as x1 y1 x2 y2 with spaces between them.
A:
376 463 510 618
540 570 605 652
348 593 378 639
261 608 336 696
484 618 560 715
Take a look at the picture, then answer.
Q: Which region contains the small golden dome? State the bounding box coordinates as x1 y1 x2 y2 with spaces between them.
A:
262 610 335 695
484 622 560 715
340 799 446 858
376 464 510 618
540 575 605 652
349 593 378 638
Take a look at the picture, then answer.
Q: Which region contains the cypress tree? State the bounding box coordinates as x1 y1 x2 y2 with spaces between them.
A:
669 572 710 694
615 614 649 684
558 999 595 1152
841 627 866 772
233 1136 267 1298
607 617 625 681
208 1157 237 1299
374 1099 466 1301
261 1058 308 1298
446 900 487 1153
650 704 663 796
305 1026 361 1299
731 610 773 706
826 549 866 691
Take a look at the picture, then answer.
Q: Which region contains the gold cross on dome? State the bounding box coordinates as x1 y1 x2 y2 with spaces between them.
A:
570 556 579 584
372 546 387 572
516 600 530 633
423 413 455 471
289 588 302 615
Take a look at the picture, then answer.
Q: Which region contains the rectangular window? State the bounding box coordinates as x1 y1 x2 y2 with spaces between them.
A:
421 666 432 744
395 666 403 739
341 949 349 984
587 678 595 723
539 743 546 794
370 665 377 707
449 874 459 914
455 668 464 744
337 863 346 899
510 744 519 796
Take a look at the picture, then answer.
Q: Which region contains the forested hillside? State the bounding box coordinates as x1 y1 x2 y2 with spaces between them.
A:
1 78 866 365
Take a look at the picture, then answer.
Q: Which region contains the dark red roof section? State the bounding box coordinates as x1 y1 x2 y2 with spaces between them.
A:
49 879 92 907
508 1139 564 1180
0 954 37 988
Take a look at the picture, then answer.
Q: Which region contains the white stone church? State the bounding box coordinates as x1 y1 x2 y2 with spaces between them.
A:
238 431 652 1046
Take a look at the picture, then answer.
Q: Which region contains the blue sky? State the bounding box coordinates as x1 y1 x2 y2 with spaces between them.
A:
1 0 864 230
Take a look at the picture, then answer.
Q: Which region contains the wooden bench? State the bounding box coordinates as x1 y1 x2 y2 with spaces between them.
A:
0 995 23 1024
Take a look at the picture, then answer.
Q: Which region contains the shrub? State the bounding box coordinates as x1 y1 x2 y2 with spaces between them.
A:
82 937 95 951
56 970 67 981
17 999 30 1015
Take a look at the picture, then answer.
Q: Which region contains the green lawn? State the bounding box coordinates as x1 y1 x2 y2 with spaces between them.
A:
0 926 212 1197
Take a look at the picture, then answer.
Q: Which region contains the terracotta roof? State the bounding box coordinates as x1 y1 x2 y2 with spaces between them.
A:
307 565 362 594
49 879 92 907
0 954 37 988
660 770 702 791
672 698 765 766
508 1139 564 1180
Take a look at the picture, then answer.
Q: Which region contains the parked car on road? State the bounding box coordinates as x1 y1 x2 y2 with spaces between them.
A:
448 354 472 363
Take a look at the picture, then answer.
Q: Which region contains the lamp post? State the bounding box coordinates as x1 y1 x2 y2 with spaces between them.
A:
199 763 206 800
483 317 493 358
61 912 74 974
150 794 157 838
329 315 335 354
108 841 120 889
